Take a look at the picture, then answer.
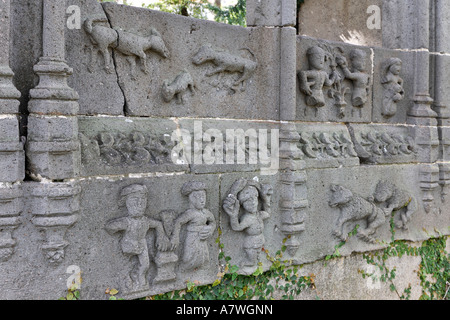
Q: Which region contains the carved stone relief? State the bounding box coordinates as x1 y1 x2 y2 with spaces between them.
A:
380 58 405 118
297 41 372 121
0 186 23 262
192 44 258 93
105 181 216 295
30 182 81 264
161 70 196 104
329 181 416 243
83 17 170 80
222 178 272 273
349 128 417 164
299 131 358 159
79 132 174 167
105 184 172 292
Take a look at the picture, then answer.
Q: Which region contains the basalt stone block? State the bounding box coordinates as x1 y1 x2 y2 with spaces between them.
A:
296 36 373 123
176 118 281 175
348 123 419 165
371 47 415 124
65 0 125 115
76 174 220 299
289 164 449 265
100 3 280 121
78 116 186 177
296 122 360 169
0 116 24 182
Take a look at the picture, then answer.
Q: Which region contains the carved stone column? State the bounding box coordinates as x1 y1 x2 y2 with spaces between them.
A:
246 0 307 255
0 0 24 263
29 182 81 264
26 0 81 264
27 0 80 180
434 0 450 201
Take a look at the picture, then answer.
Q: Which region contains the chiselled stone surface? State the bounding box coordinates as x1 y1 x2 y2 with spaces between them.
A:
1 0 449 301
296 36 373 122
100 3 280 120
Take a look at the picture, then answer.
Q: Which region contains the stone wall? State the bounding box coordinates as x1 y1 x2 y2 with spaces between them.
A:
0 0 448 300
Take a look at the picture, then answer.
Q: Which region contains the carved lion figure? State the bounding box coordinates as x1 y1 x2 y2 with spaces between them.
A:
373 180 417 230
329 184 387 243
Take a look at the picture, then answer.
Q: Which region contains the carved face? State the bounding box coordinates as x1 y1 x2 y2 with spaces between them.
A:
189 190 206 210
307 47 326 71
126 194 147 216
238 186 259 214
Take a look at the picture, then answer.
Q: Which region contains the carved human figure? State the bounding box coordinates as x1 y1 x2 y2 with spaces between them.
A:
170 181 216 270
336 49 371 116
380 58 404 118
105 184 170 292
222 178 272 270
298 46 339 111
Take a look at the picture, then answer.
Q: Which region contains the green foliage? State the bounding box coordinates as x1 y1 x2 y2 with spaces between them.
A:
206 0 246 27
144 0 211 20
359 235 450 300
150 233 315 300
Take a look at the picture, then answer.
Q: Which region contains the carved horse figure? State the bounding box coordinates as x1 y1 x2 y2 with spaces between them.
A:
84 17 170 79
329 184 388 243
192 44 257 92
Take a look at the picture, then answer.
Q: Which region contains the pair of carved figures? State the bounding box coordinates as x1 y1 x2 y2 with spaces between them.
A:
299 45 371 118
299 45 405 119
329 180 417 243
105 181 216 293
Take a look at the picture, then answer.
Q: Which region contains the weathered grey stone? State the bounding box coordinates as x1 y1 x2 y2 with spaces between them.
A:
78 116 185 177
296 36 373 123
297 122 359 168
66 0 125 116
298 0 383 47
101 3 280 120
348 123 419 165
246 0 296 27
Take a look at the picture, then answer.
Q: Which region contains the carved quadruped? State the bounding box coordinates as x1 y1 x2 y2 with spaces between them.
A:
83 17 170 80
0 185 23 262
30 182 81 264
192 44 258 93
222 178 272 273
161 70 196 104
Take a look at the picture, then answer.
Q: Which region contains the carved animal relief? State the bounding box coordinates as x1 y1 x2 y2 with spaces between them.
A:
380 58 404 118
222 178 272 273
161 70 196 104
329 181 416 243
192 44 258 93
84 17 170 80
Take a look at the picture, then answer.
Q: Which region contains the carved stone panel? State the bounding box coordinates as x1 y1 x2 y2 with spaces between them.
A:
296 36 373 123
348 124 419 165
99 3 280 120
371 47 415 124
296 123 360 168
